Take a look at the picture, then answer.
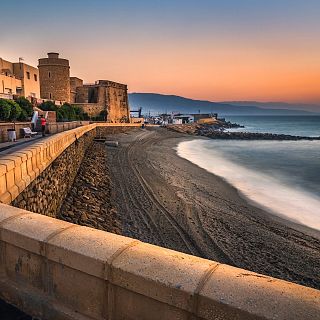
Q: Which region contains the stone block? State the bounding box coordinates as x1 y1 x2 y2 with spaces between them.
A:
111 241 217 313
1 213 71 255
0 192 12 204
197 264 320 320
0 172 7 196
47 225 136 278
0 164 7 176
0 158 17 171
113 285 189 320
4 242 45 291
50 260 106 319
0 203 27 223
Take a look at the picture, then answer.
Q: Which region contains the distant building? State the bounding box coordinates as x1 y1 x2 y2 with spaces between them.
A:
173 114 194 124
0 57 40 99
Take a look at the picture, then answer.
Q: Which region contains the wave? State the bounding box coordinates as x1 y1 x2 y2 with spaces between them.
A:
177 139 320 231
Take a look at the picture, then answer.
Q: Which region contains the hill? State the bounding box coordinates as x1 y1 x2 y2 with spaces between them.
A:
128 93 317 116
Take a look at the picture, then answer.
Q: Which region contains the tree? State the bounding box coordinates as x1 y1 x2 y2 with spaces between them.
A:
0 99 11 121
7 100 22 121
39 101 57 111
16 97 33 117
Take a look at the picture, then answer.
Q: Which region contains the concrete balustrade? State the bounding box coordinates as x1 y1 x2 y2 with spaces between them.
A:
0 203 319 320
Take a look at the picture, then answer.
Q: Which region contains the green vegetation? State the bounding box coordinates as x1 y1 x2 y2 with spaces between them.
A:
0 98 89 122
38 102 89 122
0 98 32 121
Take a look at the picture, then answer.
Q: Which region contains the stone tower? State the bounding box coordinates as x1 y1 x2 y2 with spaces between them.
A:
38 52 70 103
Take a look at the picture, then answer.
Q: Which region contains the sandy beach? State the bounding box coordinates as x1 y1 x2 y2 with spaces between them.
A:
105 126 320 290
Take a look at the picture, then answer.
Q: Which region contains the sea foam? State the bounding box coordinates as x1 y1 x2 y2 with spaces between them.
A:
177 139 320 231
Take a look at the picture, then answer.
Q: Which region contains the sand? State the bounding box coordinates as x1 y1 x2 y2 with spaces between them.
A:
106 126 320 290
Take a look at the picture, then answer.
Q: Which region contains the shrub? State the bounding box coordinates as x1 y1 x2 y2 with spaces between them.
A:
39 102 90 122
18 109 29 121
39 101 57 111
15 97 33 117
0 99 11 121
7 100 22 121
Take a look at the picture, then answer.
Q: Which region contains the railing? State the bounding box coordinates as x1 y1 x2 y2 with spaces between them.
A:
0 204 319 320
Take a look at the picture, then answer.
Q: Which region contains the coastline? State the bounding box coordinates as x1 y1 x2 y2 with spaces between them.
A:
106 127 320 289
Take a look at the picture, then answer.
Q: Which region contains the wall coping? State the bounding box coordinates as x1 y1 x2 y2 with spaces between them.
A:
0 203 319 319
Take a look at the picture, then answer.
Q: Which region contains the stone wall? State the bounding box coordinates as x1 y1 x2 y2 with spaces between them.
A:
74 103 105 118
38 53 71 103
11 129 95 217
0 122 32 142
0 124 140 207
73 80 130 122
107 85 130 122
70 77 83 104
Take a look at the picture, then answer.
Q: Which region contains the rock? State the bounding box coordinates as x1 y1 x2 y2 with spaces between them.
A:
81 213 88 221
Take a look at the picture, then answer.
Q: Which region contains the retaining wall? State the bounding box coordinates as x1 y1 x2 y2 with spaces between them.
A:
0 204 319 320
0 123 140 214
0 124 97 206
11 129 95 216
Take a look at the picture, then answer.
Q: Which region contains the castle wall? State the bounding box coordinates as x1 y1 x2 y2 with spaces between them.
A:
70 77 83 103
75 86 90 103
107 85 129 122
74 81 130 122
74 103 105 118
38 53 70 103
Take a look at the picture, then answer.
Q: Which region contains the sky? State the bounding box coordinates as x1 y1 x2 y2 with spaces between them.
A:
1 0 319 104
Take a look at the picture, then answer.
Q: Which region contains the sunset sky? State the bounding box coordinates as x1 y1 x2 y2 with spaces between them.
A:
1 0 319 104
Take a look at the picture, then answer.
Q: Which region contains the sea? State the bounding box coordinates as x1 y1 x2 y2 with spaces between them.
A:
177 116 320 231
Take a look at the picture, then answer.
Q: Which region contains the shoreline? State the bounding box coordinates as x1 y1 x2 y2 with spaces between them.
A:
176 138 320 236
105 127 320 290
172 133 320 240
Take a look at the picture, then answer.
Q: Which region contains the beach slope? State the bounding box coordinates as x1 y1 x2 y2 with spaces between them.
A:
106 127 320 290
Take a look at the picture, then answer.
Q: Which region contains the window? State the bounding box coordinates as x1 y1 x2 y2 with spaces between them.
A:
26 71 30 79
48 72 51 78
49 93 52 99
34 74 37 81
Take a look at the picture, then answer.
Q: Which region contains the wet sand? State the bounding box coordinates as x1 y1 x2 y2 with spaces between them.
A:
106 126 320 290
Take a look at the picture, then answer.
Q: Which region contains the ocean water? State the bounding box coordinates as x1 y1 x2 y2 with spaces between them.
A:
225 115 320 137
177 116 320 231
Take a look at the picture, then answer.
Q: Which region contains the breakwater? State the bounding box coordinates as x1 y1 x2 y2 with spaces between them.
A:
168 123 320 140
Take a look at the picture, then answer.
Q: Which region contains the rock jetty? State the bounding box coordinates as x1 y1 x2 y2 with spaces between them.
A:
168 123 320 140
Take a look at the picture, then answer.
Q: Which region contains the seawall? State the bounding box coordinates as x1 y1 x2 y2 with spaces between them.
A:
0 123 319 320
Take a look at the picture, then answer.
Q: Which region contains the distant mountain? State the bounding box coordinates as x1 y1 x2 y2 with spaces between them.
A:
223 101 320 113
128 93 318 116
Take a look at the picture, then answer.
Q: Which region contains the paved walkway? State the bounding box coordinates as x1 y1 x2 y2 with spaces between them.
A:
0 135 51 155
